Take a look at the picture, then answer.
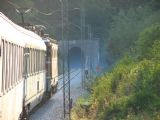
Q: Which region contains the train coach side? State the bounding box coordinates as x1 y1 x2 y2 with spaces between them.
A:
0 12 60 120
0 12 47 120
44 37 58 96
0 12 25 120
19 24 47 114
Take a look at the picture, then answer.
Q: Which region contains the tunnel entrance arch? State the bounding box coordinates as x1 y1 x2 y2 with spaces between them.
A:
68 47 84 69
58 39 100 72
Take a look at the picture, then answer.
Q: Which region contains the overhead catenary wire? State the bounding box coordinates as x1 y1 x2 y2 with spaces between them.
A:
8 0 82 38
58 70 81 91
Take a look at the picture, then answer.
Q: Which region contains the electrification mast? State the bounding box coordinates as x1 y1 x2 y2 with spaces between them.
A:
62 0 71 119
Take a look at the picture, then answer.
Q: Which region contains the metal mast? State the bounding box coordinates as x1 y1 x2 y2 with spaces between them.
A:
81 0 86 89
60 0 66 118
62 0 71 119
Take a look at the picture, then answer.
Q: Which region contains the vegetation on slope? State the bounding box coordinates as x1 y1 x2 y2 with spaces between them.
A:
71 22 160 120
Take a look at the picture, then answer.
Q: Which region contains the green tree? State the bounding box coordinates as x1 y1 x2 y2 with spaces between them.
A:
136 24 160 59
106 6 156 61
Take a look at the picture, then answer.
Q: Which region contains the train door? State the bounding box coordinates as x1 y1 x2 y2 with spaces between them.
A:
23 48 29 100
45 43 52 96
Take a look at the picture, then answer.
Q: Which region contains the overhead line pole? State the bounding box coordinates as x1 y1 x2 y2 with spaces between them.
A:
65 0 71 119
59 0 66 118
81 0 86 89
66 0 71 119
80 2 83 89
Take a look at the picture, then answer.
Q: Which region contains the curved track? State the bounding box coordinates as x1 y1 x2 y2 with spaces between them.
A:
30 69 84 120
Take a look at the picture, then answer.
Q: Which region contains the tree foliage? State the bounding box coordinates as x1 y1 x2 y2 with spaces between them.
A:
136 24 160 59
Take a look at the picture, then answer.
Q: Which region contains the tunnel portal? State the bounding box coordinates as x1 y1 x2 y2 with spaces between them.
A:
68 47 84 69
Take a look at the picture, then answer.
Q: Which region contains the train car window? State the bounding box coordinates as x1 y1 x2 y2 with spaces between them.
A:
17 46 19 82
39 51 41 71
34 49 36 73
16 46 18 82
20 47 22 78
6 42 10 90
19 47 22 78
54 49 56 58
37 81 39 92
18 46 21 80
30 49 32 74
3 40 7 91
19 46 22 79
52 47 55 58
10 44 13 86
18 46 20 80
39 50 40 71
8 43 11 88
44 51 46 70
14 45 17 84
11 45 14 86
42 51 44 70
29 48 31 75
36 50 38 72
1 39 4 92
37 50 39 72
5 41 8 90
21 47 23 78
35 49 36 72
54 48 56 58
18 46 20 81
13 45 16 85
11 44 13 87
27 48 29 74
40 51 41 71
27 48 30 75
32 49 34 73
56 49 57 58
41 51 43 71
20 47 23 79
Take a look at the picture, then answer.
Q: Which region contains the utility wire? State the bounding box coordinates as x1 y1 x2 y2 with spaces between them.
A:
8 0 81 36
58 70 81 92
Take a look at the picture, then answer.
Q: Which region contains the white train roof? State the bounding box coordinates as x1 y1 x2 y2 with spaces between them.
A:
0 12 46 50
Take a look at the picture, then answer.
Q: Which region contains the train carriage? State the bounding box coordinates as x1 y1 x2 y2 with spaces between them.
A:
0 12 47 120
44 37 58 96
0 12 59 120
0 12 25 120
22 27 46 114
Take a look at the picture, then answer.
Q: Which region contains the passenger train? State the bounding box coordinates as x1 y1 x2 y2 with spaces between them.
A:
0 12 58 120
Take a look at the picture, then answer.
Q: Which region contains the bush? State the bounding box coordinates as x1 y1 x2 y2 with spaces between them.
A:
136 24 160 59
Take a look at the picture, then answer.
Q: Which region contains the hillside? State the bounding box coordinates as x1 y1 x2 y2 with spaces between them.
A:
71 22 160 120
